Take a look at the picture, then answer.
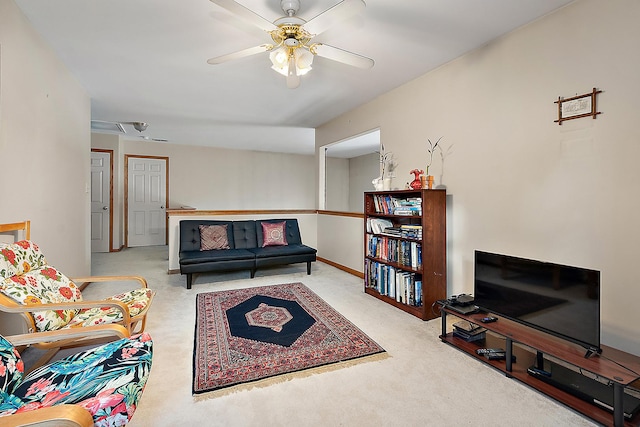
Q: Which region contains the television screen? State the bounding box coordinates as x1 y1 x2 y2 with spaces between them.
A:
473 251 600 351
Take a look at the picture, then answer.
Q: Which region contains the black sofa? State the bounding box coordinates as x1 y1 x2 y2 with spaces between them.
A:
179 219 317 289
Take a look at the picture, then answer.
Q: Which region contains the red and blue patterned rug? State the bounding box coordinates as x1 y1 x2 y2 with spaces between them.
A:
193 282 386 396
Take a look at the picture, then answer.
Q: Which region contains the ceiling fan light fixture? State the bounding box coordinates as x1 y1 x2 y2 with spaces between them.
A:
294 48 313 75
132 122 148 132
269 47 289 76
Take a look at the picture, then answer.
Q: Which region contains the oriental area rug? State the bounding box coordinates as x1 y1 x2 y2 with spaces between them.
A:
193 282 386 397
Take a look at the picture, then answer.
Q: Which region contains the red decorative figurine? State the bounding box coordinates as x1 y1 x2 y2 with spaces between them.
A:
409 169 423 189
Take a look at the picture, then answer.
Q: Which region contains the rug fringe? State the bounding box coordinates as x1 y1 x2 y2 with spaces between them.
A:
193 351 389 402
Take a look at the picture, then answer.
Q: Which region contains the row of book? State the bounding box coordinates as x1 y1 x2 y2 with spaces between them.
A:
366 219 423 239
370 195 422 216
366 235 422 269
382 224 423 240
365 259 423 307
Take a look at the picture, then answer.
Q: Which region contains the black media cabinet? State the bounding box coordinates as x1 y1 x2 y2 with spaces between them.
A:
439 306 640 427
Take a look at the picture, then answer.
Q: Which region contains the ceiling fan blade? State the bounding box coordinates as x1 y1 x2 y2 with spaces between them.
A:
313 43 374 69
303 0 366 36
209 0 278 32
207 44 272 65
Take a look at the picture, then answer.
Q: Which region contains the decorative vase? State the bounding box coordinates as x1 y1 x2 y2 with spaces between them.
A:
383 177 392 191
427 175 434 189
409 169 423 190
372 177 383 191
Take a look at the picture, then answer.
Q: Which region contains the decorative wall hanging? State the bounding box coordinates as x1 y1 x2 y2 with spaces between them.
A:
554 88 602 125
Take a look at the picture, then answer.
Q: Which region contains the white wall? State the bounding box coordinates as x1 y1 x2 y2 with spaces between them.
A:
325 157 349 211
349 152 379 212
0 0 91 275
316 0 640 355
316 214 363 273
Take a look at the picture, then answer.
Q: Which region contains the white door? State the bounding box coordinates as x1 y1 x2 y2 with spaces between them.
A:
91 151 111 252
128 157 167 247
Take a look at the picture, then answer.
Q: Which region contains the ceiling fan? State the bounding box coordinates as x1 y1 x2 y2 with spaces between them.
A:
90 120 168 142
207 0 374 88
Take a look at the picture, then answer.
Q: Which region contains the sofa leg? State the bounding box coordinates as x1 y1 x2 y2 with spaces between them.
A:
187 274 193 290
307 262 311 275
251 269 256 279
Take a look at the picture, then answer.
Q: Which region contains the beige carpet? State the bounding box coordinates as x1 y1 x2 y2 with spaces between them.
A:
88 246 596 427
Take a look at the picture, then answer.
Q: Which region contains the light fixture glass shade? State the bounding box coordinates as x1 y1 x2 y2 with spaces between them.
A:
269 47 289 76
294 48 313 76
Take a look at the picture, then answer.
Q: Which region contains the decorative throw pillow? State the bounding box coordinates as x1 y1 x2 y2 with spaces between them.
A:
199 225 230 251
261 221 288 247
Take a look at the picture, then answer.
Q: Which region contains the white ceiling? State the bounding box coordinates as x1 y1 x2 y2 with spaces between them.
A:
15 0 575 155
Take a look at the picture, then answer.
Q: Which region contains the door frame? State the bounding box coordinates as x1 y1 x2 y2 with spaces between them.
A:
124 155 170 247
91 149 114 252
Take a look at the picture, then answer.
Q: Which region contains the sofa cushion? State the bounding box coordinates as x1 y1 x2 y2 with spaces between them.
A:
249 244 317 258
261 221 288 247
180 220 236 252
199 224 230 250
179 248 255 264
232 221 258 249
256 219 303 247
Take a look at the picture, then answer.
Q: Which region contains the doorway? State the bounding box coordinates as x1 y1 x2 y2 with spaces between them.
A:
125 155 169 247
90 149 113 252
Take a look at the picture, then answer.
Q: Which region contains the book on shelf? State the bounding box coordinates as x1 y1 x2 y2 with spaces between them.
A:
364 259 423 307
370 194 423 216
367 218 393 234
367 236 421 269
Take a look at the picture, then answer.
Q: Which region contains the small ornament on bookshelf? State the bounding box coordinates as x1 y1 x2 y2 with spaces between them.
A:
409 169 423 190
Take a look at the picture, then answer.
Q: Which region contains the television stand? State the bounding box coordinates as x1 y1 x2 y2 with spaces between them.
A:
439 306 640 427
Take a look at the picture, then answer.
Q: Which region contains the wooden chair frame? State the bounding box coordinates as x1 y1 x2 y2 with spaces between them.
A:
0 221 154 348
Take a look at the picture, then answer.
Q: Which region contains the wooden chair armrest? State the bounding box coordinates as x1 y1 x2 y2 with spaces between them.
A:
0 300 132 332
70 275 149 289
4 324 130 347
0 404 93 427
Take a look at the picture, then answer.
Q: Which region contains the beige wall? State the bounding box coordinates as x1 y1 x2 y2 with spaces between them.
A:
119 139 316 210
316 0 640 355
0 0 91 275
91 137 317 255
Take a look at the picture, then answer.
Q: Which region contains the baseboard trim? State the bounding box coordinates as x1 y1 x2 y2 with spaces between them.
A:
317 257 363 279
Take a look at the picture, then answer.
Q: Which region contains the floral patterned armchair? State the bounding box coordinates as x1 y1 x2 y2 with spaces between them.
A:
0 325 153 427
0 240 155 346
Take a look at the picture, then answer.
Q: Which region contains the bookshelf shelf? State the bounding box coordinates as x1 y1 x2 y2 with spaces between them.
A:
364 189 446 320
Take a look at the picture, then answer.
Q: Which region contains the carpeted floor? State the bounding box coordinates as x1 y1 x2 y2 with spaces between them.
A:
193 283 385 396
88 246 597 427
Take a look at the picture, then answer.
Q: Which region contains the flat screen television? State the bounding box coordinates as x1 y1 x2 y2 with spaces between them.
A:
473 250 601 354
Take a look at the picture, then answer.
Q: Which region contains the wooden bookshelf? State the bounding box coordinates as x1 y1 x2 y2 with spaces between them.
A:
363 189 446 320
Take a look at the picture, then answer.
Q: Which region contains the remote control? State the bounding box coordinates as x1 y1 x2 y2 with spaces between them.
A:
481 316 498 323
527 367 551 377
476 348 504 355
